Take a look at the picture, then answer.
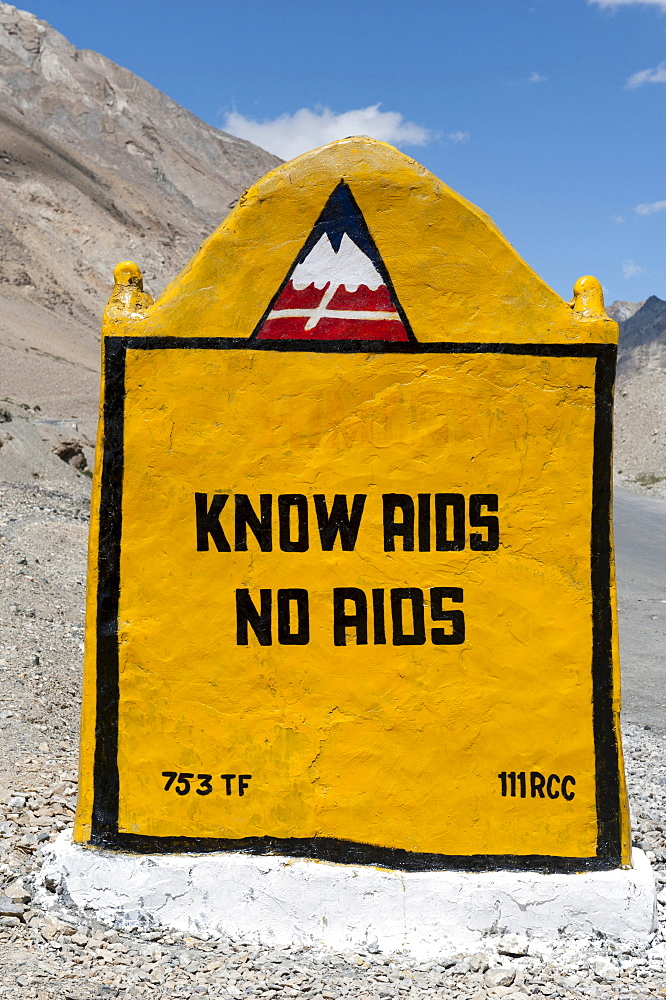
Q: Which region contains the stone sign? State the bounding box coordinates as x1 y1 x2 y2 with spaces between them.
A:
75 137 630 872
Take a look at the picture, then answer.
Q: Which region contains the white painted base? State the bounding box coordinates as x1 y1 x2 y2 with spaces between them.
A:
38 833 656 958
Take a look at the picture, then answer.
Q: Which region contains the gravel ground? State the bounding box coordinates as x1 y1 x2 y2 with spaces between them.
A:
0 479 664 999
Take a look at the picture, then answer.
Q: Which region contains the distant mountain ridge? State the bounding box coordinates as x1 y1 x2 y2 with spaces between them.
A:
606 300 645 324
607 296 666 375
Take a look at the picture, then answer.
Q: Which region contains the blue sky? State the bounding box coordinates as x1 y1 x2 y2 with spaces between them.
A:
24 0 666 304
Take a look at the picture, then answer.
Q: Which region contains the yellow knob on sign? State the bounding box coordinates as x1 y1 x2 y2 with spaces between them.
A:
113 260 144 289
571 275 606 317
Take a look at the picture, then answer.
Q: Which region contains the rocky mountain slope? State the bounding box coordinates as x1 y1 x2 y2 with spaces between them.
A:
606 300 645 325
0 1 279 484
608 297 666 499
616 296 666 375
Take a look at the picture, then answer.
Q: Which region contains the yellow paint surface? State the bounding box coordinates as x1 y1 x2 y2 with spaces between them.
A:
75 136 629 865
112 347 596 856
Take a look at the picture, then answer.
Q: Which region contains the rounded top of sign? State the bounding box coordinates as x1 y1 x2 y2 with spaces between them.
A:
105 136 617 345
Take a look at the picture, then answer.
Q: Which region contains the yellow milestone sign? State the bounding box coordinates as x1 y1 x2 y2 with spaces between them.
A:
75 138 630 871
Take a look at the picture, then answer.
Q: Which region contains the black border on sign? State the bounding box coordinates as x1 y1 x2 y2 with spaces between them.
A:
91 336 620 873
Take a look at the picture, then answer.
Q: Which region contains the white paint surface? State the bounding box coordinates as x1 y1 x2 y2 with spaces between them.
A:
291 234 383 291
39 834 656 958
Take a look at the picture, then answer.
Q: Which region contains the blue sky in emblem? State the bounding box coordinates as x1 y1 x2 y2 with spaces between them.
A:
25 0 666 304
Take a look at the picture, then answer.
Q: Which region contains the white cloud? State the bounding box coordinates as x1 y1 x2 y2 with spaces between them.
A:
446 131 470 143
612 215 625 223
223 105 430 160
589 0 666 10
622 259 646 278
626 61 666 87
529 72 547 82
636 199 666 214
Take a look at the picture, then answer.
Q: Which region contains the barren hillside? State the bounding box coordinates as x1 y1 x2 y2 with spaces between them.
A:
608 296 666 499
0 1 279 484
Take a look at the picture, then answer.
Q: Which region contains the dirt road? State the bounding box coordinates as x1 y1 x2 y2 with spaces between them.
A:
614 486 666 731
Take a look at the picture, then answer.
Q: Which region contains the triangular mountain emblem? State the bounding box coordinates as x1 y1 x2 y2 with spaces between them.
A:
253 182 413 342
